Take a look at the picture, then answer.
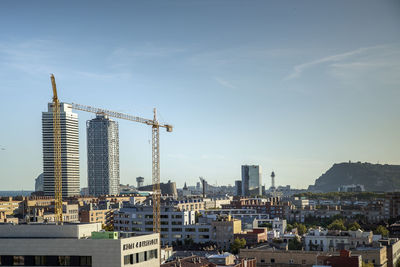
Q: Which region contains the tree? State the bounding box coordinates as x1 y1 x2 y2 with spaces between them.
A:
293 222 307 235
259 222 272 228
374 225 389 237
348 221 361 231
327 219 346 231
286 224 293 232
102 224 114 231
288 238 303 250
230 238 246 254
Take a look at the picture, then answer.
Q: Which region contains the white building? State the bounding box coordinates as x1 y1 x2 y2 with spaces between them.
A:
114 205 212 246
87 114 120 196
42 102 80 197
304 228 373 252
253 218 287 237
0 223 159 267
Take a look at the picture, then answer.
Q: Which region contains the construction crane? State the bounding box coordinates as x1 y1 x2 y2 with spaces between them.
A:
70 103 172 233
50 74 63 223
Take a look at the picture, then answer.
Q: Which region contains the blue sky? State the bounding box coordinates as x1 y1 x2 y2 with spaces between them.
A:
0 1 399 190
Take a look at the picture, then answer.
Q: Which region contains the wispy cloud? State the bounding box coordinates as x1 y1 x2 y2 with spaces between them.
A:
285 46 381 80
214 77 236 89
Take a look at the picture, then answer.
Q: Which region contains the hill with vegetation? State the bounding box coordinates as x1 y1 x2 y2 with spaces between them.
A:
309 162 400 192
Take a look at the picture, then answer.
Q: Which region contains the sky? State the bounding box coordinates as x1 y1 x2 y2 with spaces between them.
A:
0 1 399 190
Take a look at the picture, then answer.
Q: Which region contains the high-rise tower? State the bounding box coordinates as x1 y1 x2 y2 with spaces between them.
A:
42 103 80 197
241 165 262 196
87 114 120 196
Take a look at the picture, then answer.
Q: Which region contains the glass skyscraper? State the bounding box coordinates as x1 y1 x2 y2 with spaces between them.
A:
241 165 262 196
87 114 120 196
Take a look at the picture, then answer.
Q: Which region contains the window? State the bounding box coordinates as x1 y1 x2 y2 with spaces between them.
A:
271 258 275 263
289 259 294 263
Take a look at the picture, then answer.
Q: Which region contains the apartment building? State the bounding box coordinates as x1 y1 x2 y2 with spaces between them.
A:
304 228 373 252
114 204 213 246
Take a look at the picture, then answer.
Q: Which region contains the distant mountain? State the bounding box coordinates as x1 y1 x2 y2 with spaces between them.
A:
309 162 400 192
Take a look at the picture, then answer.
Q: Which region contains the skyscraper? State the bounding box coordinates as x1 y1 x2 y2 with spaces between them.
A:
42 103 80 197
87 114 119 196
234 180 242 196
241 165 262 196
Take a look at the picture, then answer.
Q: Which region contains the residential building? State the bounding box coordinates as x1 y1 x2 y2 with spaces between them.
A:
234 228 268 245
113 203 212 246
304 228 373 252
0 197 22 216
211 215 242 250
221 197 292 219
161 254 256 267
241 165 262 196
338 184 365 192
0 223 159 267
27 203 79 223
87 114 120 196
385 192 400 219
240 248 332 267
42 102 80 197
319 250 362 267
79 203 114 227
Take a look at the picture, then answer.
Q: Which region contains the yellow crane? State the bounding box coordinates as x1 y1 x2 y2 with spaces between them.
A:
70 103 172 233
50 74 63 223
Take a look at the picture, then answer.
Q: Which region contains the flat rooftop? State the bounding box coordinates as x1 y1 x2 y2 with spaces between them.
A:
0 223 156 239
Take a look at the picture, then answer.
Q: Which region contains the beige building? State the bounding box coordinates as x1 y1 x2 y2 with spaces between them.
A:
80 209 113 225
0 197 22 216
0 223 159 267
352 247 388 267
211 216 242 250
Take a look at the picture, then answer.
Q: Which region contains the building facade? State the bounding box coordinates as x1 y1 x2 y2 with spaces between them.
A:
42 102 80 197
113 205 213 246
87 114 120 196
0 223 159 267
241 165 262 196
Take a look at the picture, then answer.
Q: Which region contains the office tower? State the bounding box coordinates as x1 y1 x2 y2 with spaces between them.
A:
42 103 80 197
241 165 262 196
235 180 242 196
136 177 144 188
35 173 44 192
87 114 119 196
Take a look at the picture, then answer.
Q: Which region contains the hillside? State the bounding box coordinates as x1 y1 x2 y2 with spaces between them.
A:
309 162 400 192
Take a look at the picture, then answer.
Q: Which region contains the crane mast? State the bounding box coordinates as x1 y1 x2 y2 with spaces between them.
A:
70 103 172 233
50 74 63 223
152 108 161 233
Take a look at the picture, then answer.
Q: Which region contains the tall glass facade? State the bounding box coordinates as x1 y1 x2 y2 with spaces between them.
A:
87 114 119 196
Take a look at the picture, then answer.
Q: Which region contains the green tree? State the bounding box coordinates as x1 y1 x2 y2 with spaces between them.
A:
286 224 293 232
293 222 307 235
348 221 361 231
374 225 389 237
288 238 303 250
102 224 114 231
327 219 346 231
230 238 246 254
259 222 272 228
